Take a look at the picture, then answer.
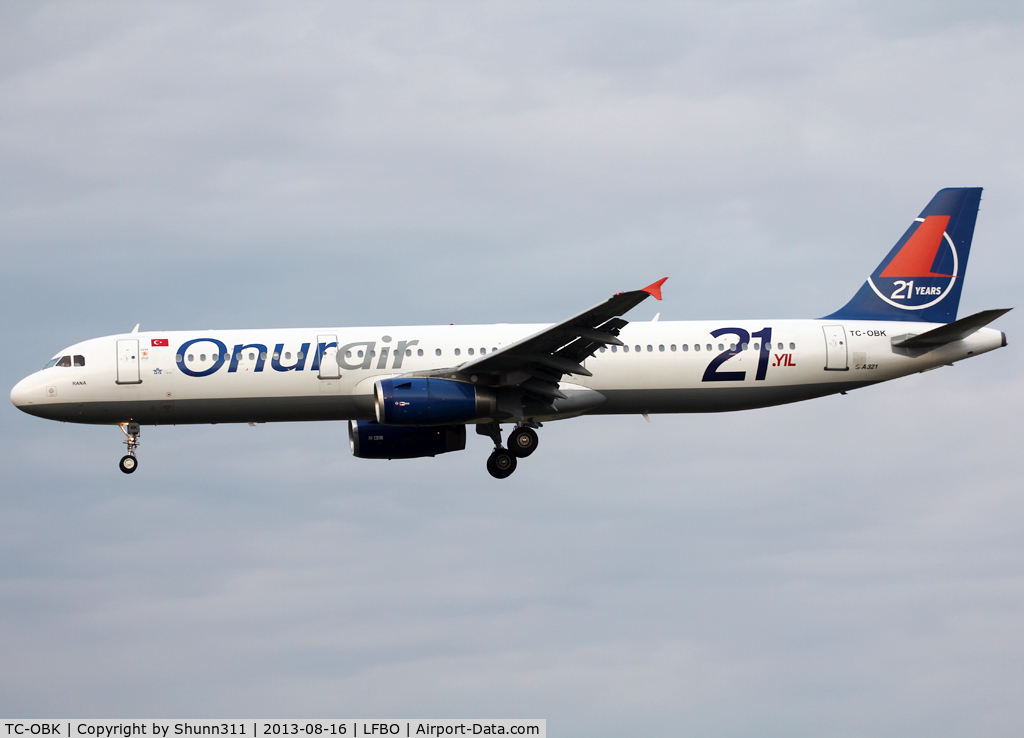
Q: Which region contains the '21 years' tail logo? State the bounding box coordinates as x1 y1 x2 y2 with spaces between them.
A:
868 215 958 311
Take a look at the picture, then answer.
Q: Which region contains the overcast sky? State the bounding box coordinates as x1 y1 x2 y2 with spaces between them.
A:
2 2 1023 735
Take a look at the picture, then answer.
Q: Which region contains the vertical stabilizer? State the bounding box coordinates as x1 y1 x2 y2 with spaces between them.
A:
824 188 982 323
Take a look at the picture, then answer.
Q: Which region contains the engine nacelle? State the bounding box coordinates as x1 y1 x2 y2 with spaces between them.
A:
349 420 466 459
374 377 496 425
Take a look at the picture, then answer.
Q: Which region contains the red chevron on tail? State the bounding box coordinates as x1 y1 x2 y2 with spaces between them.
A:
879 215 954 278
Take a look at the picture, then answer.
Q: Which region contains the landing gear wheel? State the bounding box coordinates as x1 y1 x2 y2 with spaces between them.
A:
119 422 141 475
486 449 517 479
508 427 539 458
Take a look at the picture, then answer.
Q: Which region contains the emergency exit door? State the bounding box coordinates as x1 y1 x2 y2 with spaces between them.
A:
317 334 340 379
822 325 849 371
116 339 142 384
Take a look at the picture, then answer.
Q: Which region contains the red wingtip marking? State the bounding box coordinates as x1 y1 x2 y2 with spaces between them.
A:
641 277 668 301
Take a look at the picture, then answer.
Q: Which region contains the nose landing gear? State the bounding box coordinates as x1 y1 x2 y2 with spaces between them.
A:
119 422 140 474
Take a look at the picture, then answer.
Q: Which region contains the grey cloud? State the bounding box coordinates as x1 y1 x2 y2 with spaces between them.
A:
1 2 1023 734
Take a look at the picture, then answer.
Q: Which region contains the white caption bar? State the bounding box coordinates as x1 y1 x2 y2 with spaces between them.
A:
0 722 544 738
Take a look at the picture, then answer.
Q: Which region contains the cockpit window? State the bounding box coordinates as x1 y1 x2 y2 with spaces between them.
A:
44 357 60 369
55 356 72 367
74 355 86 367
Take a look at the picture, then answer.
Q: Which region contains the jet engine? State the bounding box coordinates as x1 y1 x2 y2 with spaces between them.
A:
374 377 497 425
348 420 466 459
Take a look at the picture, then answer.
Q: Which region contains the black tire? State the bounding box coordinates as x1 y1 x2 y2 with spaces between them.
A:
119 455 138 474
508 427 539 458
486 449 517 479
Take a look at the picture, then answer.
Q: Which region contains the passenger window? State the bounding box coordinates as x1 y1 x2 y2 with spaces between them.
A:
777 343 783 350
729 344 736 351
260 352 268 361
692 344 698 352
658 345 665 352
356 350 363 358
212 354 218 361
274 352 281 360
175 354 182 363
647 345 653 352
297 351 304 360
74 355 85 367
417 349 423 356
188 354 194 361
741 343 748 351
599 347 606 353
611 346 617 353
635 345 641 352
200 354 207 361
753 343 759 351
670 344 676 351
468 348 474 356
718 344 724 351
480 348 486 355
455 348 461 356
435 348 442 356
491 348 497 353
623 345 629 353
249 353 255 360
790 342 796 350
706 344 712 352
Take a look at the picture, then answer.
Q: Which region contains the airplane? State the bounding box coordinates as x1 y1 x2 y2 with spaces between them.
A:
10 188 1010 479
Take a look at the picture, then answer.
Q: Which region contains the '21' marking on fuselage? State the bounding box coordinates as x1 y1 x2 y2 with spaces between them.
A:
702 327 775 383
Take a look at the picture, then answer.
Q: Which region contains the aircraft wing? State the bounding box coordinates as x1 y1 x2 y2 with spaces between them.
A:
424 278 667 402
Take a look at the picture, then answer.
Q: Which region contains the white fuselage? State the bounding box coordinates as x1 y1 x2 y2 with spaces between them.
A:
10 319 1006 426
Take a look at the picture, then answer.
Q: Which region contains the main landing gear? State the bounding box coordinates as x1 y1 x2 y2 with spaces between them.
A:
508 426 538 458
478 422 540 479
119 422 140 474
486 448 517 479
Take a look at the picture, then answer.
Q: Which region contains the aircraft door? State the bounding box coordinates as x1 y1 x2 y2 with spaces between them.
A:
317 334 340 379
823 325 849 371
116 339 142 384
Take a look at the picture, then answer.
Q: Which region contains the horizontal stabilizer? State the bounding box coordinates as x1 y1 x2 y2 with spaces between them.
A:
891 308 1012 349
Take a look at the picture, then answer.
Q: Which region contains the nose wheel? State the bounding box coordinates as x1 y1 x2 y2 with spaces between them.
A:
119 422 140 474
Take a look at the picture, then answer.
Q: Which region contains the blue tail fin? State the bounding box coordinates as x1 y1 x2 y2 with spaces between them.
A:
825 188 982 323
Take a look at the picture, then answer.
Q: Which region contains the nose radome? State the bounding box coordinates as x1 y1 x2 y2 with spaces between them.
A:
11 375 35 409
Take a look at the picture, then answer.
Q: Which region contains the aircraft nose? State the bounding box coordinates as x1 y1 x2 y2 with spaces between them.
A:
11 375 35 410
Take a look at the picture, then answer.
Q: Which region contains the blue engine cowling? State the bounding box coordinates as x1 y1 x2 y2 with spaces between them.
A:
349 420 466 459
374 377 496 425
